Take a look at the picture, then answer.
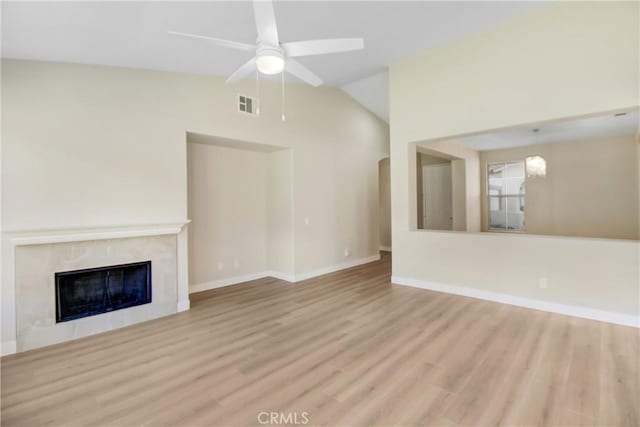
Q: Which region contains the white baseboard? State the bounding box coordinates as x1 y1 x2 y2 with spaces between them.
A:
2 340 17 356
177 299 190 312
266 270 295 282
189 254 382 293
294 254 381 282
379 246 392 252
190 271 269 293
391 276 639 328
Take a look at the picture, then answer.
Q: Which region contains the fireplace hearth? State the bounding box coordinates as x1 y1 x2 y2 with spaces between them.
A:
55 261 152 322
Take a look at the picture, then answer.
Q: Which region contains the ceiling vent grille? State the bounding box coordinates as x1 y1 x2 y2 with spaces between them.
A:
238 94 257 115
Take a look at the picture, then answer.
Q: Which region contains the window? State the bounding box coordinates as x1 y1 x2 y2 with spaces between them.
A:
487 161 525 231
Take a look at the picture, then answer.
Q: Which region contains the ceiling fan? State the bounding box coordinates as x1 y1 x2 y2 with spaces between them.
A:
169 0 364 87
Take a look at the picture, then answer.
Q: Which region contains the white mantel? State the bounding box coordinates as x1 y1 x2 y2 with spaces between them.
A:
1 221 191 356
3 221 189 245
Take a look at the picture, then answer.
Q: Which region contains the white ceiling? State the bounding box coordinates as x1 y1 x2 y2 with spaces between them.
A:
456 111 640 151
341 71 389 122
1 1 546 88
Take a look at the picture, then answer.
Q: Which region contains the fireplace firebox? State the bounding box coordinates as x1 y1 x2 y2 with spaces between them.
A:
55 261 152 323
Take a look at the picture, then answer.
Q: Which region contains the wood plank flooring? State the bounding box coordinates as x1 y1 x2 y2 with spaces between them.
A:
2 252 638 426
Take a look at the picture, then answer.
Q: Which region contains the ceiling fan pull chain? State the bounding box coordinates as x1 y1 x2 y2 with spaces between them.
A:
256 69 260 116
281 71 286 122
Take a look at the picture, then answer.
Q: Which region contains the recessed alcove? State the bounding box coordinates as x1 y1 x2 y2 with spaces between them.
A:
187 132 294 291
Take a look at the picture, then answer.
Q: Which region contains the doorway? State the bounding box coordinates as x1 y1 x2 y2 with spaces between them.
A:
416 152 457 231
422 161 453 230
378 158 391 251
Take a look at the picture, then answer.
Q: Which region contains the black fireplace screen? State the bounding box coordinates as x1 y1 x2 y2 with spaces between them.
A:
55 261 152 323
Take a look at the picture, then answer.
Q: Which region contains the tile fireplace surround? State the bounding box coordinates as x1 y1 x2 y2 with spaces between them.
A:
1 223 190 355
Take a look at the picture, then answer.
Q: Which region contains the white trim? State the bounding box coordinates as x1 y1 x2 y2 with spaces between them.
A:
3 221 191 246
2 341 17 356
189 254 382 293
190 271 270 293
294 254 381 282
176 226 190 313
392 276 639 328
379 246 392 252
266 271 295 283
177 300 191 312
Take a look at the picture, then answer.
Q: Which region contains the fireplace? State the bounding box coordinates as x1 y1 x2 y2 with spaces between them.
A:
55 261 152 323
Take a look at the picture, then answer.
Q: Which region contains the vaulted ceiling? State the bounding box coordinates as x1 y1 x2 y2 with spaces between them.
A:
2 1 548 121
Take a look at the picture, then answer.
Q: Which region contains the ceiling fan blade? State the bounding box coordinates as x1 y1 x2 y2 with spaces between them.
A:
253 0 279 46
226 57 257 83
282 38 364 57
285 58 322 87
168 31 256 51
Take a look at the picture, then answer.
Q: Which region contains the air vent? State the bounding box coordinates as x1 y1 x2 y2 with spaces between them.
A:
238 94 258 115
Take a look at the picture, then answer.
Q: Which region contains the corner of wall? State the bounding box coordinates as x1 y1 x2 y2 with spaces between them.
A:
1 340 17 356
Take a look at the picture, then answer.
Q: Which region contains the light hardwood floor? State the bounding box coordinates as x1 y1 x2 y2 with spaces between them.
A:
2 252 638 426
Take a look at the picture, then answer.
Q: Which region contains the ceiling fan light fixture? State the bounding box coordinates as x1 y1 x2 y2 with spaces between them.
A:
256 50 284 75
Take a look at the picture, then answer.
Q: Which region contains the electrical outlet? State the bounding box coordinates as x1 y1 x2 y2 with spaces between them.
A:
304 217 310 226
233 259 240 269
539 277 548 289
217 262 224 271
344 248 350 257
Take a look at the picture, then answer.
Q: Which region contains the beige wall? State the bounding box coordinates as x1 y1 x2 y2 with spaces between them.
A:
292 143 384 273
480 136 639 240
451 159 466 232
1 59 389 348
378 158 391 249
187 142 269 287
389 2 640 319
267 149 294 274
